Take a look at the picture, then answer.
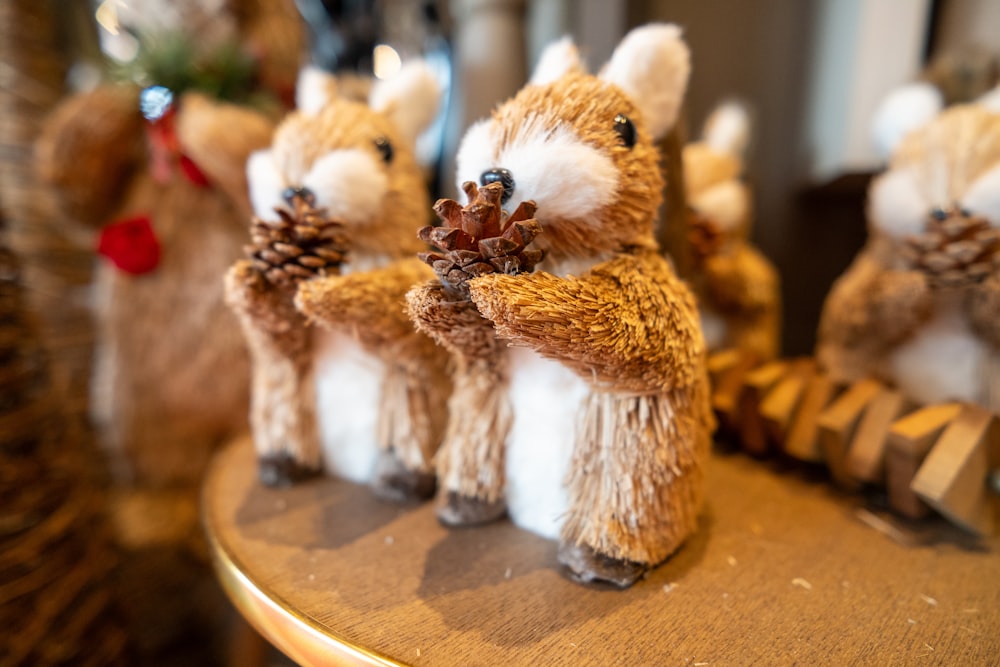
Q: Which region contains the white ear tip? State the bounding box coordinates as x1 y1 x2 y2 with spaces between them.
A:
602 22 690 140
978 85 1000 114
369 58 443 144
617 22 687 58
871 82 943 159
703 101 750 156
629 22 683 42
530 36 582 85
296 66 337 115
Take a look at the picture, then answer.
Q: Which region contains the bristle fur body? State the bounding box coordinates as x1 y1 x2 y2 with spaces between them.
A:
233 63 449 490
414 26 713 576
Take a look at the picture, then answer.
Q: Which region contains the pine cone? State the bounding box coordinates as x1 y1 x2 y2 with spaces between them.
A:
246 197 349 289
899 208 1000 288
688 206 725 263
418 181 544 298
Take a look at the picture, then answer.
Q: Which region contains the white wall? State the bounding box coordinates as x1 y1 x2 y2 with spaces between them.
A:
804 0 930 180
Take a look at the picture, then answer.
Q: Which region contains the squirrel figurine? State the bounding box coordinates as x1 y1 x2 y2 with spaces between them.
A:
683 102 781 360
227 62 451 499
407 25 714 587
817 88 1000 413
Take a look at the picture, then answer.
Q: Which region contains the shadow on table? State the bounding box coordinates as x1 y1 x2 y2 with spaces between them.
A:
416 509 714 648
234 475 419 550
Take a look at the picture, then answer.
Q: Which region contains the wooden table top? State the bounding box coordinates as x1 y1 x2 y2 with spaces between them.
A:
204 437 1000 666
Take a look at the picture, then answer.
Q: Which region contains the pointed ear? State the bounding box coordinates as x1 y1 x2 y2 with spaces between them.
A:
600 23 690 140
870 82 943 159
702 101 750 158
369 59 442 145
296 66 338 116
530 36 585 85
978 85 1000 114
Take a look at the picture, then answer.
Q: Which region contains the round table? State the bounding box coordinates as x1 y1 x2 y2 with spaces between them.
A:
204 437 1000 666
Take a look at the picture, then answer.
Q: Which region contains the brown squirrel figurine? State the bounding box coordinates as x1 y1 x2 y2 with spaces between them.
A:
36 86 274 487
407 25 714 587
227 63 451 499
818 90 1000 413
683 102 781 361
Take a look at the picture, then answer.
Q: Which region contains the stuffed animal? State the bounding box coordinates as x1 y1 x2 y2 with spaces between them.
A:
36 85 274 487
407 25 714 587
817 94 1000 413
683 102 781 360
227 62 451 500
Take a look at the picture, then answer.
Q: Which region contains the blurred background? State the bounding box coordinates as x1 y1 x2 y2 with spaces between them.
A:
1 0 997 665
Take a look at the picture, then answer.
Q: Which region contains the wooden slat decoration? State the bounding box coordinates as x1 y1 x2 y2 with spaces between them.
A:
817 379 883 488
707 348 742 386
911 404 999 536
885 403 963 519
711 351 759 429
846 388 908 485
760 359 815 448
738 360 788 457
785 372 839 463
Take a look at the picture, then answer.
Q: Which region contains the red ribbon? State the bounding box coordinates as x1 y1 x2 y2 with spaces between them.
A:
144 106 211 188
97 214 161 275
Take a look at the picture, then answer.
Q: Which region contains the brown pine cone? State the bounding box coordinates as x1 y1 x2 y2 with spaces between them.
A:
246 196 349 289
687 206 725 264
899 207 1000 288
418 181 544 298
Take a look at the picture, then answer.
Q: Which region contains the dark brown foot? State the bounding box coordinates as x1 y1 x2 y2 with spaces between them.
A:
436 490 506 527
258 453 320 488
372 450 437 503
557 542 647 589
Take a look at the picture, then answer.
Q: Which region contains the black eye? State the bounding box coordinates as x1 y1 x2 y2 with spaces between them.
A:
374 136 393 163
613 113 636 148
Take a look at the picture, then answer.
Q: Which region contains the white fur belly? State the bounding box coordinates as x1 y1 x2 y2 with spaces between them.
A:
889 293 989 407
699 306 727 352
314 329 384 482
505 347 590 540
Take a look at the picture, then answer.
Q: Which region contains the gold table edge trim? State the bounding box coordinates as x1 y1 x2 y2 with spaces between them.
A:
203 456 405 667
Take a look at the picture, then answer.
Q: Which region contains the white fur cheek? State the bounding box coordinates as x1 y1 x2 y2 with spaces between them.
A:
691 181 747 233
247 149 286 220
501 128 619 221
961 162 1000 226
303 149 389 223
454 119 495 199
868 169 929 238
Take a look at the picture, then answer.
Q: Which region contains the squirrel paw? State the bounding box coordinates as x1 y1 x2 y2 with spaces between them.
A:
257 452 321 488
558 542 647 589
868 269 933 344
967 274 1000 348
406 281 499 359
435 491 507 527
372 450 437 503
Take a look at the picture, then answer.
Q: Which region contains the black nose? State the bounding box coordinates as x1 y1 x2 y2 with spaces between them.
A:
282 186 315 207
480 168 515 204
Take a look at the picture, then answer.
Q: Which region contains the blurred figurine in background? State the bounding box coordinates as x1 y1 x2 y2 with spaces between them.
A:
818 85 1000 412
34 1 302 660
683 102 781 361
